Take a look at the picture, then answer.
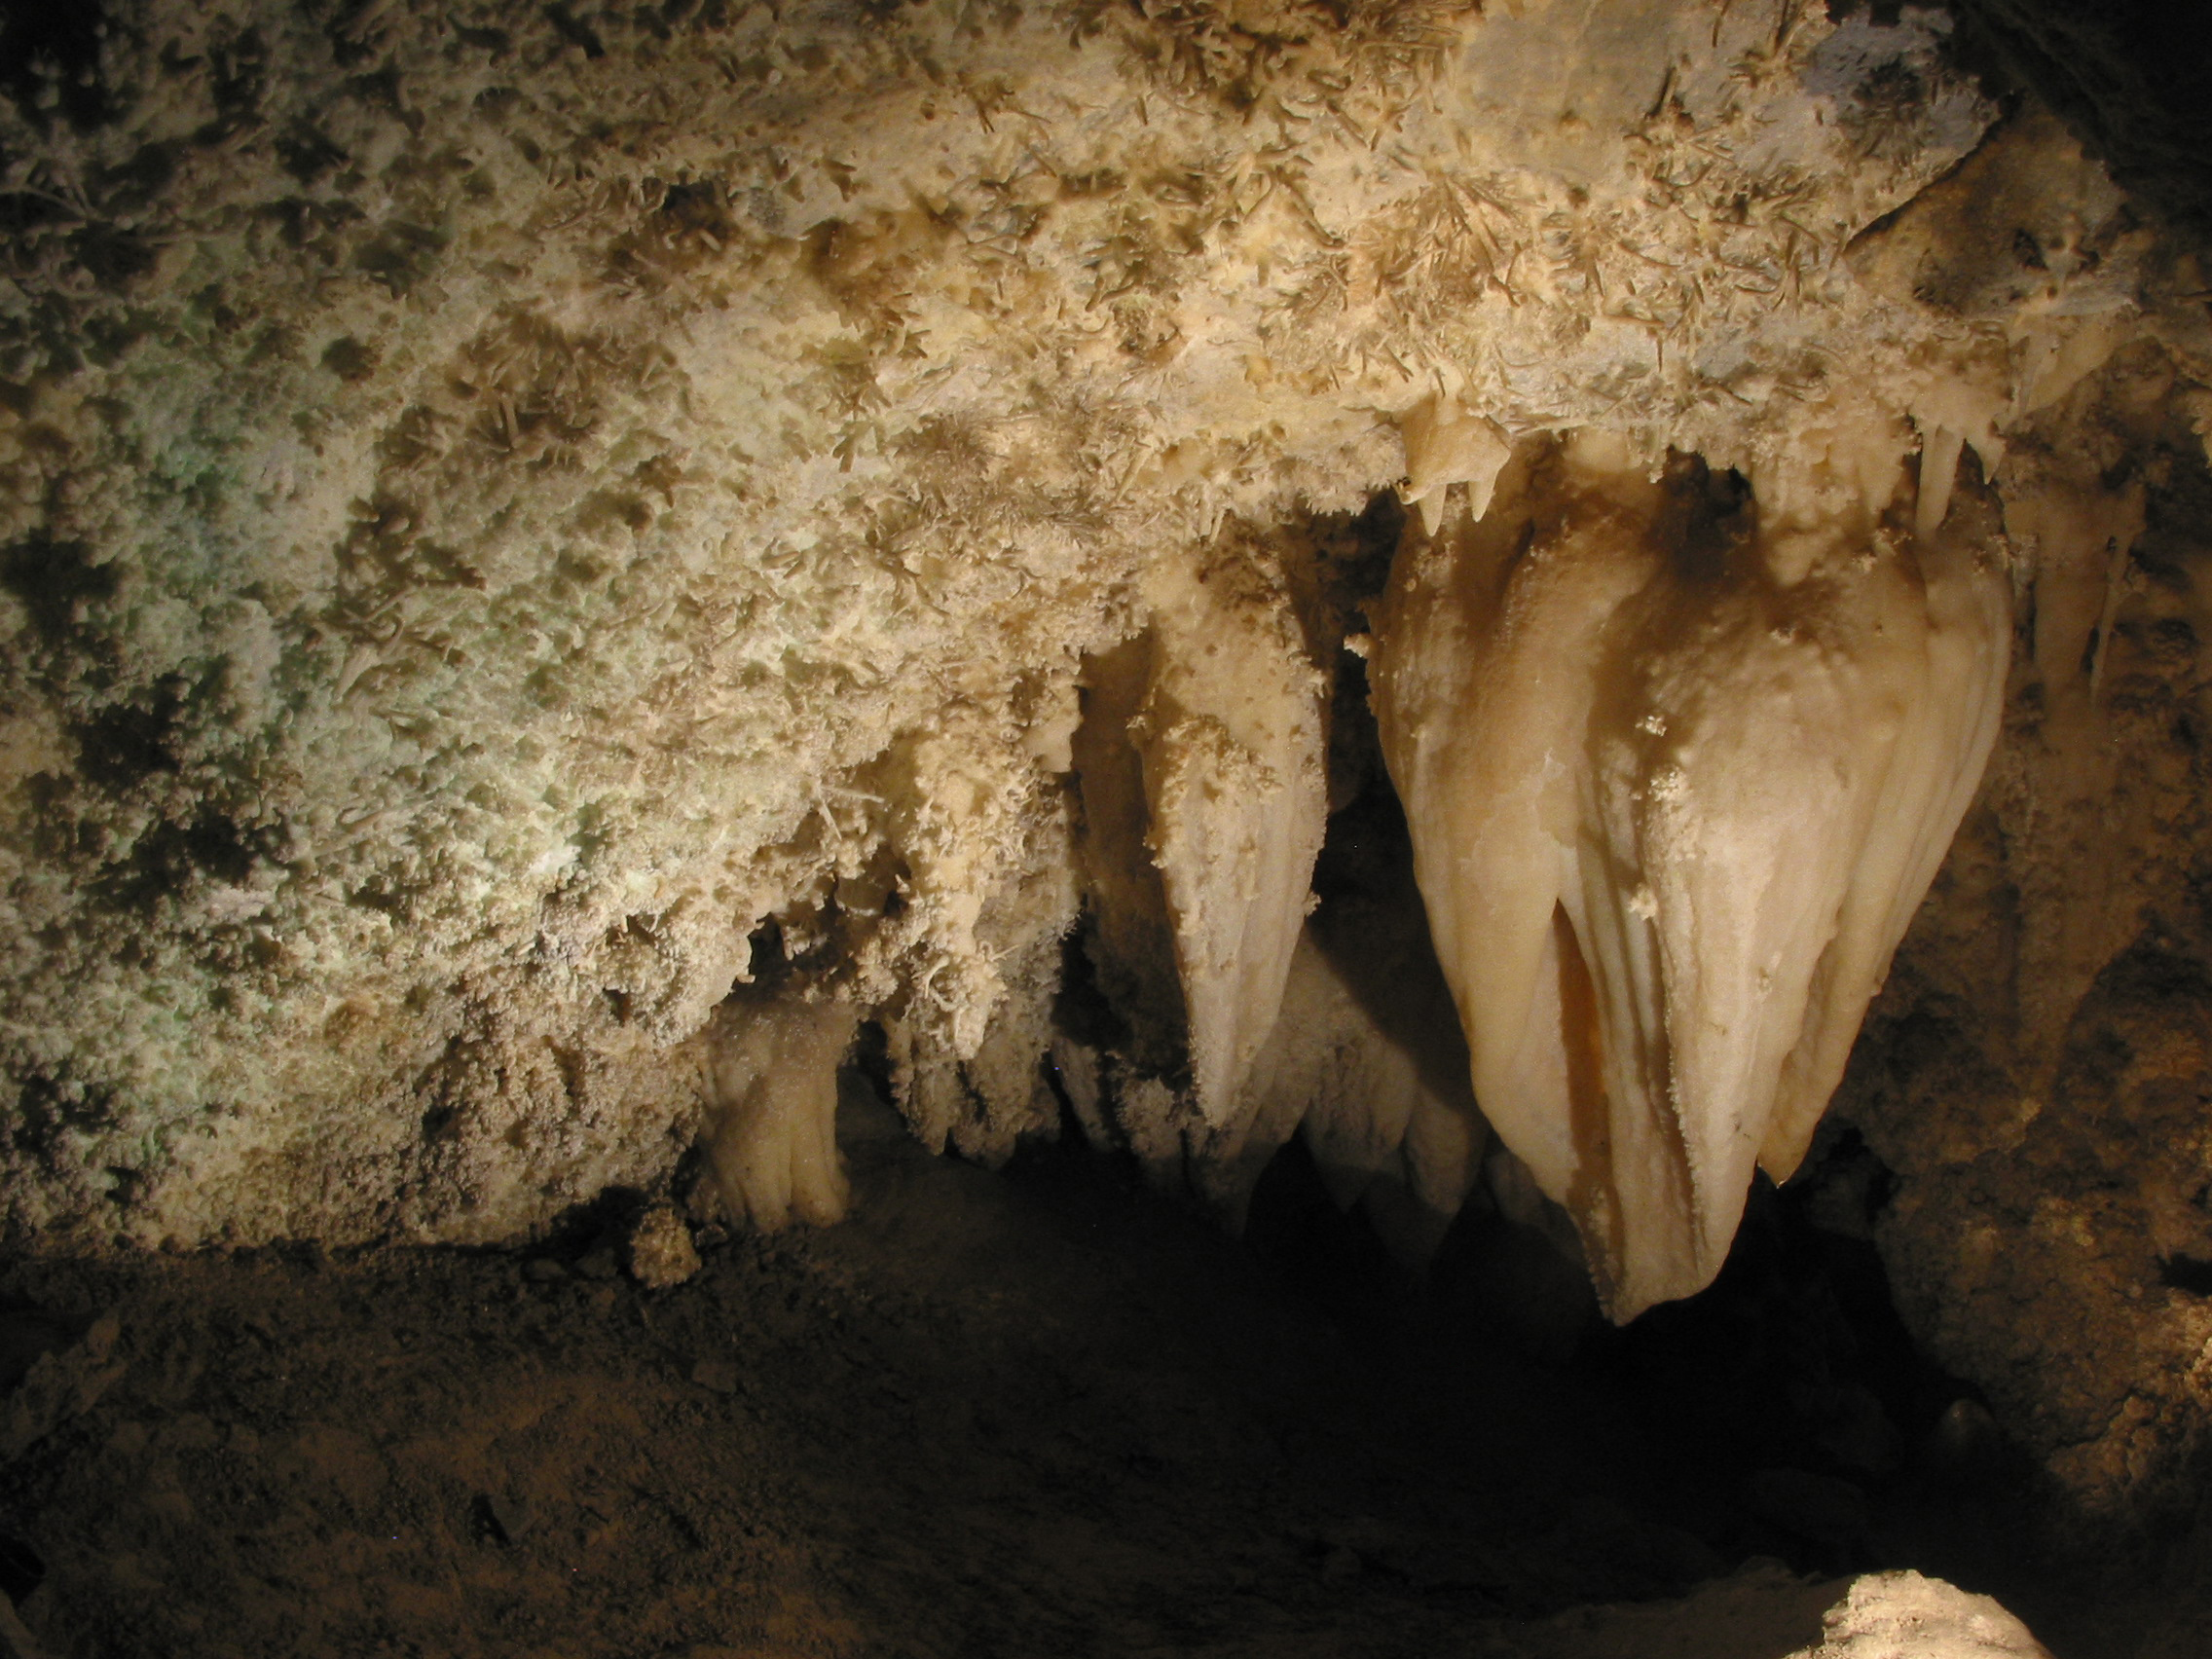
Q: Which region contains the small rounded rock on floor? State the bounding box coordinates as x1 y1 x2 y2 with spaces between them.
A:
626 1205 702 1290
1474 1564 2052 1659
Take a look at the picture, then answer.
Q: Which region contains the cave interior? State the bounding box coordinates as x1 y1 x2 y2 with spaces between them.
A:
4 0 2212 1653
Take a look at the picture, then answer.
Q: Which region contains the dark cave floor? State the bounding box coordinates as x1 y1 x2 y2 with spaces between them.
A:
0 1094 2201 1659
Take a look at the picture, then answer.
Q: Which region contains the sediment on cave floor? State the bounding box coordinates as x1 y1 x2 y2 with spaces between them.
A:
0 1085 2169 1659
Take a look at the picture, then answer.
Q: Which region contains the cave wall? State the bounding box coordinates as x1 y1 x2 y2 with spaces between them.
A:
4 0 2211 1515
1843 350 2212 1517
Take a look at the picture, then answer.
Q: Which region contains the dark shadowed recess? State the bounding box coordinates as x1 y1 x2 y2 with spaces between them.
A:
1233 1104 2121 1644
0 0 112 133
1873 0 2212 236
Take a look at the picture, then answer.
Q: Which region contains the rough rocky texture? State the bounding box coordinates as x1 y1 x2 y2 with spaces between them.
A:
5 0 2212 1529
1790 1569 2052 1658
1838 346 2212 1521
0 0 2023 1250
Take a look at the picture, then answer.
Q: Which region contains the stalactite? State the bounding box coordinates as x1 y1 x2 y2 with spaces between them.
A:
1134 559 1332 1125
1399 394 1515 538
1229 921 1487 1264
1074 553 1330 1128
1373 431 2012 1318
698 996 858 1232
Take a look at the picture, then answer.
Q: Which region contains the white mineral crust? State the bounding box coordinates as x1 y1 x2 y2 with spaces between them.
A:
0 0 2194 1324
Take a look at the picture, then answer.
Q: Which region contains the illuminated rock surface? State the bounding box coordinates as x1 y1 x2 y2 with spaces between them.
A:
1372 432 2010 1316
1477 1562 2053 1659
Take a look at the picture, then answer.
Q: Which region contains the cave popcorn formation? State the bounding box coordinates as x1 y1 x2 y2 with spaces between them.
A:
1373 430 2011 1318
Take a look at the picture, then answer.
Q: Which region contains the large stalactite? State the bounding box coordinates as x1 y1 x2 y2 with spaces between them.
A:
1372 432 2012 1318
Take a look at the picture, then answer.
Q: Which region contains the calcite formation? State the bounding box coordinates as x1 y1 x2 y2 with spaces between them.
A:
699 992 855 1232
1072 547 1328 1131
1788 1569 2053 1659
1372 429 2011 1317
3 0 2211 1514
1494 1564 2053 1659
